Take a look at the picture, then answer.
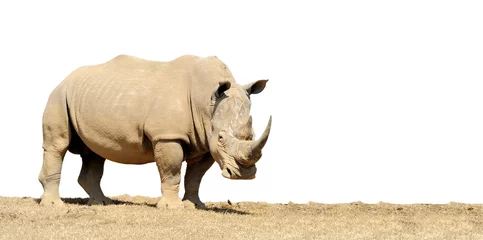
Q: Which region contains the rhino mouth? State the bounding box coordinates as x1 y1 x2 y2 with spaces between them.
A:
222 164 256 180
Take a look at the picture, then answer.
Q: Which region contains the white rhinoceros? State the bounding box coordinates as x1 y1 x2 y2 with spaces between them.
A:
39 55 271 209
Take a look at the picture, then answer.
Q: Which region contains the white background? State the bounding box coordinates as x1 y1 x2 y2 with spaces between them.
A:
1 1 482 204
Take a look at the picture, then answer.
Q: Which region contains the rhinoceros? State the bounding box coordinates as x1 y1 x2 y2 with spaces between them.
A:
39 54 271 209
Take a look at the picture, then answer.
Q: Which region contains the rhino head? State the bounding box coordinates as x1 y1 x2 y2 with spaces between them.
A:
209 80 271 180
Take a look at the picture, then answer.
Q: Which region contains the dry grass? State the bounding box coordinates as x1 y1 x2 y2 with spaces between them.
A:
1 196 482 240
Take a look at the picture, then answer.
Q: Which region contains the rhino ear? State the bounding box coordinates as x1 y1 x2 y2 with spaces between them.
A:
213 81 231 98
244 79 268 95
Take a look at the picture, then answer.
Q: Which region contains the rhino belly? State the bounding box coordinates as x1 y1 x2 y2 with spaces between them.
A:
73 117 154 164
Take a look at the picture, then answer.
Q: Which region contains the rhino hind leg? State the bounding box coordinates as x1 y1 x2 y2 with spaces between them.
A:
78 150 113 206
39 87 70 207
39 147 68 207
153 141 185 210
182 155 215 210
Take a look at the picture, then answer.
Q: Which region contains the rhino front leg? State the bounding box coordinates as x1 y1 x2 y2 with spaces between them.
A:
182 155 215 209
78 150 113 206
154 141 185 209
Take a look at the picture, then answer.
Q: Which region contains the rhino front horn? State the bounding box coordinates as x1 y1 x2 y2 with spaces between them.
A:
251 115 272 154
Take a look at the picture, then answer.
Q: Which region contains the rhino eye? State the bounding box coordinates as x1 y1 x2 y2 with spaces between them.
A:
218 131 227 144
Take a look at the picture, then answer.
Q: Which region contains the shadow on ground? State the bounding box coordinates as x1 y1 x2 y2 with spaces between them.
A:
205 206 250 215
32 198 251 215
33 198 155 207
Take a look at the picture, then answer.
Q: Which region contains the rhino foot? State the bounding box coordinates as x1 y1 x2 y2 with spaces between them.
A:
183 199 207 210
88 197 113 206
157 196 184 210
39 196 65 207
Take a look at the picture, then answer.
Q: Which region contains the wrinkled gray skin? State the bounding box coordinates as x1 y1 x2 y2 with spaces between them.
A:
38 55 271 209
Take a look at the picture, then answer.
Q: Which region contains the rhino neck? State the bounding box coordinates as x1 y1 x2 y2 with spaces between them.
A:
186 82 216 157
187 100 211 156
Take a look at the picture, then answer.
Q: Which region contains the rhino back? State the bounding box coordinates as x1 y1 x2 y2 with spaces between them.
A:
64 55 199 164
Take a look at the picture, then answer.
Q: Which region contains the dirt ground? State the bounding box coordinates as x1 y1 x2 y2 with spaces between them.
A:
1 196 482 240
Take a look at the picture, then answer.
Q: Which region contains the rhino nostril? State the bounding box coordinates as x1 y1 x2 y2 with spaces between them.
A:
226 168 232 176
